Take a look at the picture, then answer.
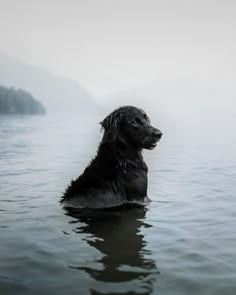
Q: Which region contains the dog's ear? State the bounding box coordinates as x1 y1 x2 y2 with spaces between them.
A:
100 110 122 141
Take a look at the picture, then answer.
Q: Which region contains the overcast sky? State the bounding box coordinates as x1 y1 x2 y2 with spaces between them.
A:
0 0 235 97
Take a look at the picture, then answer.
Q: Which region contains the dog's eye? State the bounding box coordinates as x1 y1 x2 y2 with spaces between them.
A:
131 117 142 127
131 120 138 126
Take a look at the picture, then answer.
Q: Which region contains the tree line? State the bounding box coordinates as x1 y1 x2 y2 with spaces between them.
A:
0 85 46 115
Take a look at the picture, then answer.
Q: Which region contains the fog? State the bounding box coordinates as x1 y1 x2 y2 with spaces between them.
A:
0 0 235 144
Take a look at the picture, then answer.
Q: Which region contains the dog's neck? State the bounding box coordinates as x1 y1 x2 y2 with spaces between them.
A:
99 137 146 170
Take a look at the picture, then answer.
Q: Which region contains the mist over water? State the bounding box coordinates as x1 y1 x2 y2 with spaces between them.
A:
0 1 236 293
1 113 236 294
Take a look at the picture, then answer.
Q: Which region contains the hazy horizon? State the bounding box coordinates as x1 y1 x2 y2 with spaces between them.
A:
0 0 235 98
0 0 236 146
1 3 236 293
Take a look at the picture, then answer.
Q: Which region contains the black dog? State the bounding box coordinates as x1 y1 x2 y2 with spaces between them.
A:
60 106 162 210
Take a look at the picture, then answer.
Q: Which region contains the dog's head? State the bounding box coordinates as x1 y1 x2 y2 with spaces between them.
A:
100 106 162 150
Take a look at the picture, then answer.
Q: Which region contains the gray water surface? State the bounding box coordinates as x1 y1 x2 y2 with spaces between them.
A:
0 115 236 295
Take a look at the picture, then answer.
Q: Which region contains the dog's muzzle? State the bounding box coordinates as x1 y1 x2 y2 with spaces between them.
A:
152 128 162 141
146 127 162 149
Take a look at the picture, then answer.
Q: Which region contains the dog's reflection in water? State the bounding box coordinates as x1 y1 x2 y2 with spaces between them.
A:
66 206 159 294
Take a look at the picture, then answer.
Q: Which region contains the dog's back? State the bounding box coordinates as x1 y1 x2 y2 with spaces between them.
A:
61 141 149 209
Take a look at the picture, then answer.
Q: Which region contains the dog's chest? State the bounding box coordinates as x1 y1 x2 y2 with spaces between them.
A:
122 168 148 201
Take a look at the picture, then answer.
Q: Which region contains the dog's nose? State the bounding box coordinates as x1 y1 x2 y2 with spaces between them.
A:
153 129 162 139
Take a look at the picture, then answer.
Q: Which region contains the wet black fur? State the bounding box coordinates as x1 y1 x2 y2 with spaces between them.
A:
60 106 162 210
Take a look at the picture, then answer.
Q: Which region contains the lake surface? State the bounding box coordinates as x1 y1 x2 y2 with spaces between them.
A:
0 114 236 295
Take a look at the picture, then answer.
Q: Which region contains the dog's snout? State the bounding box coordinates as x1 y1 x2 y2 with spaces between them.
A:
153 129 162 139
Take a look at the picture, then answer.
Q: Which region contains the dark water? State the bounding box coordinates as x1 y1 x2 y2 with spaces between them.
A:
0 115 236 295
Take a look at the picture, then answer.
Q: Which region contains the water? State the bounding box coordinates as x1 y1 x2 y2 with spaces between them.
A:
0 114 236 295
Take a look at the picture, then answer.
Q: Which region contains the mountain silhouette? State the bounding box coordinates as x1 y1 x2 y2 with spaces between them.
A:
0 54 98 114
